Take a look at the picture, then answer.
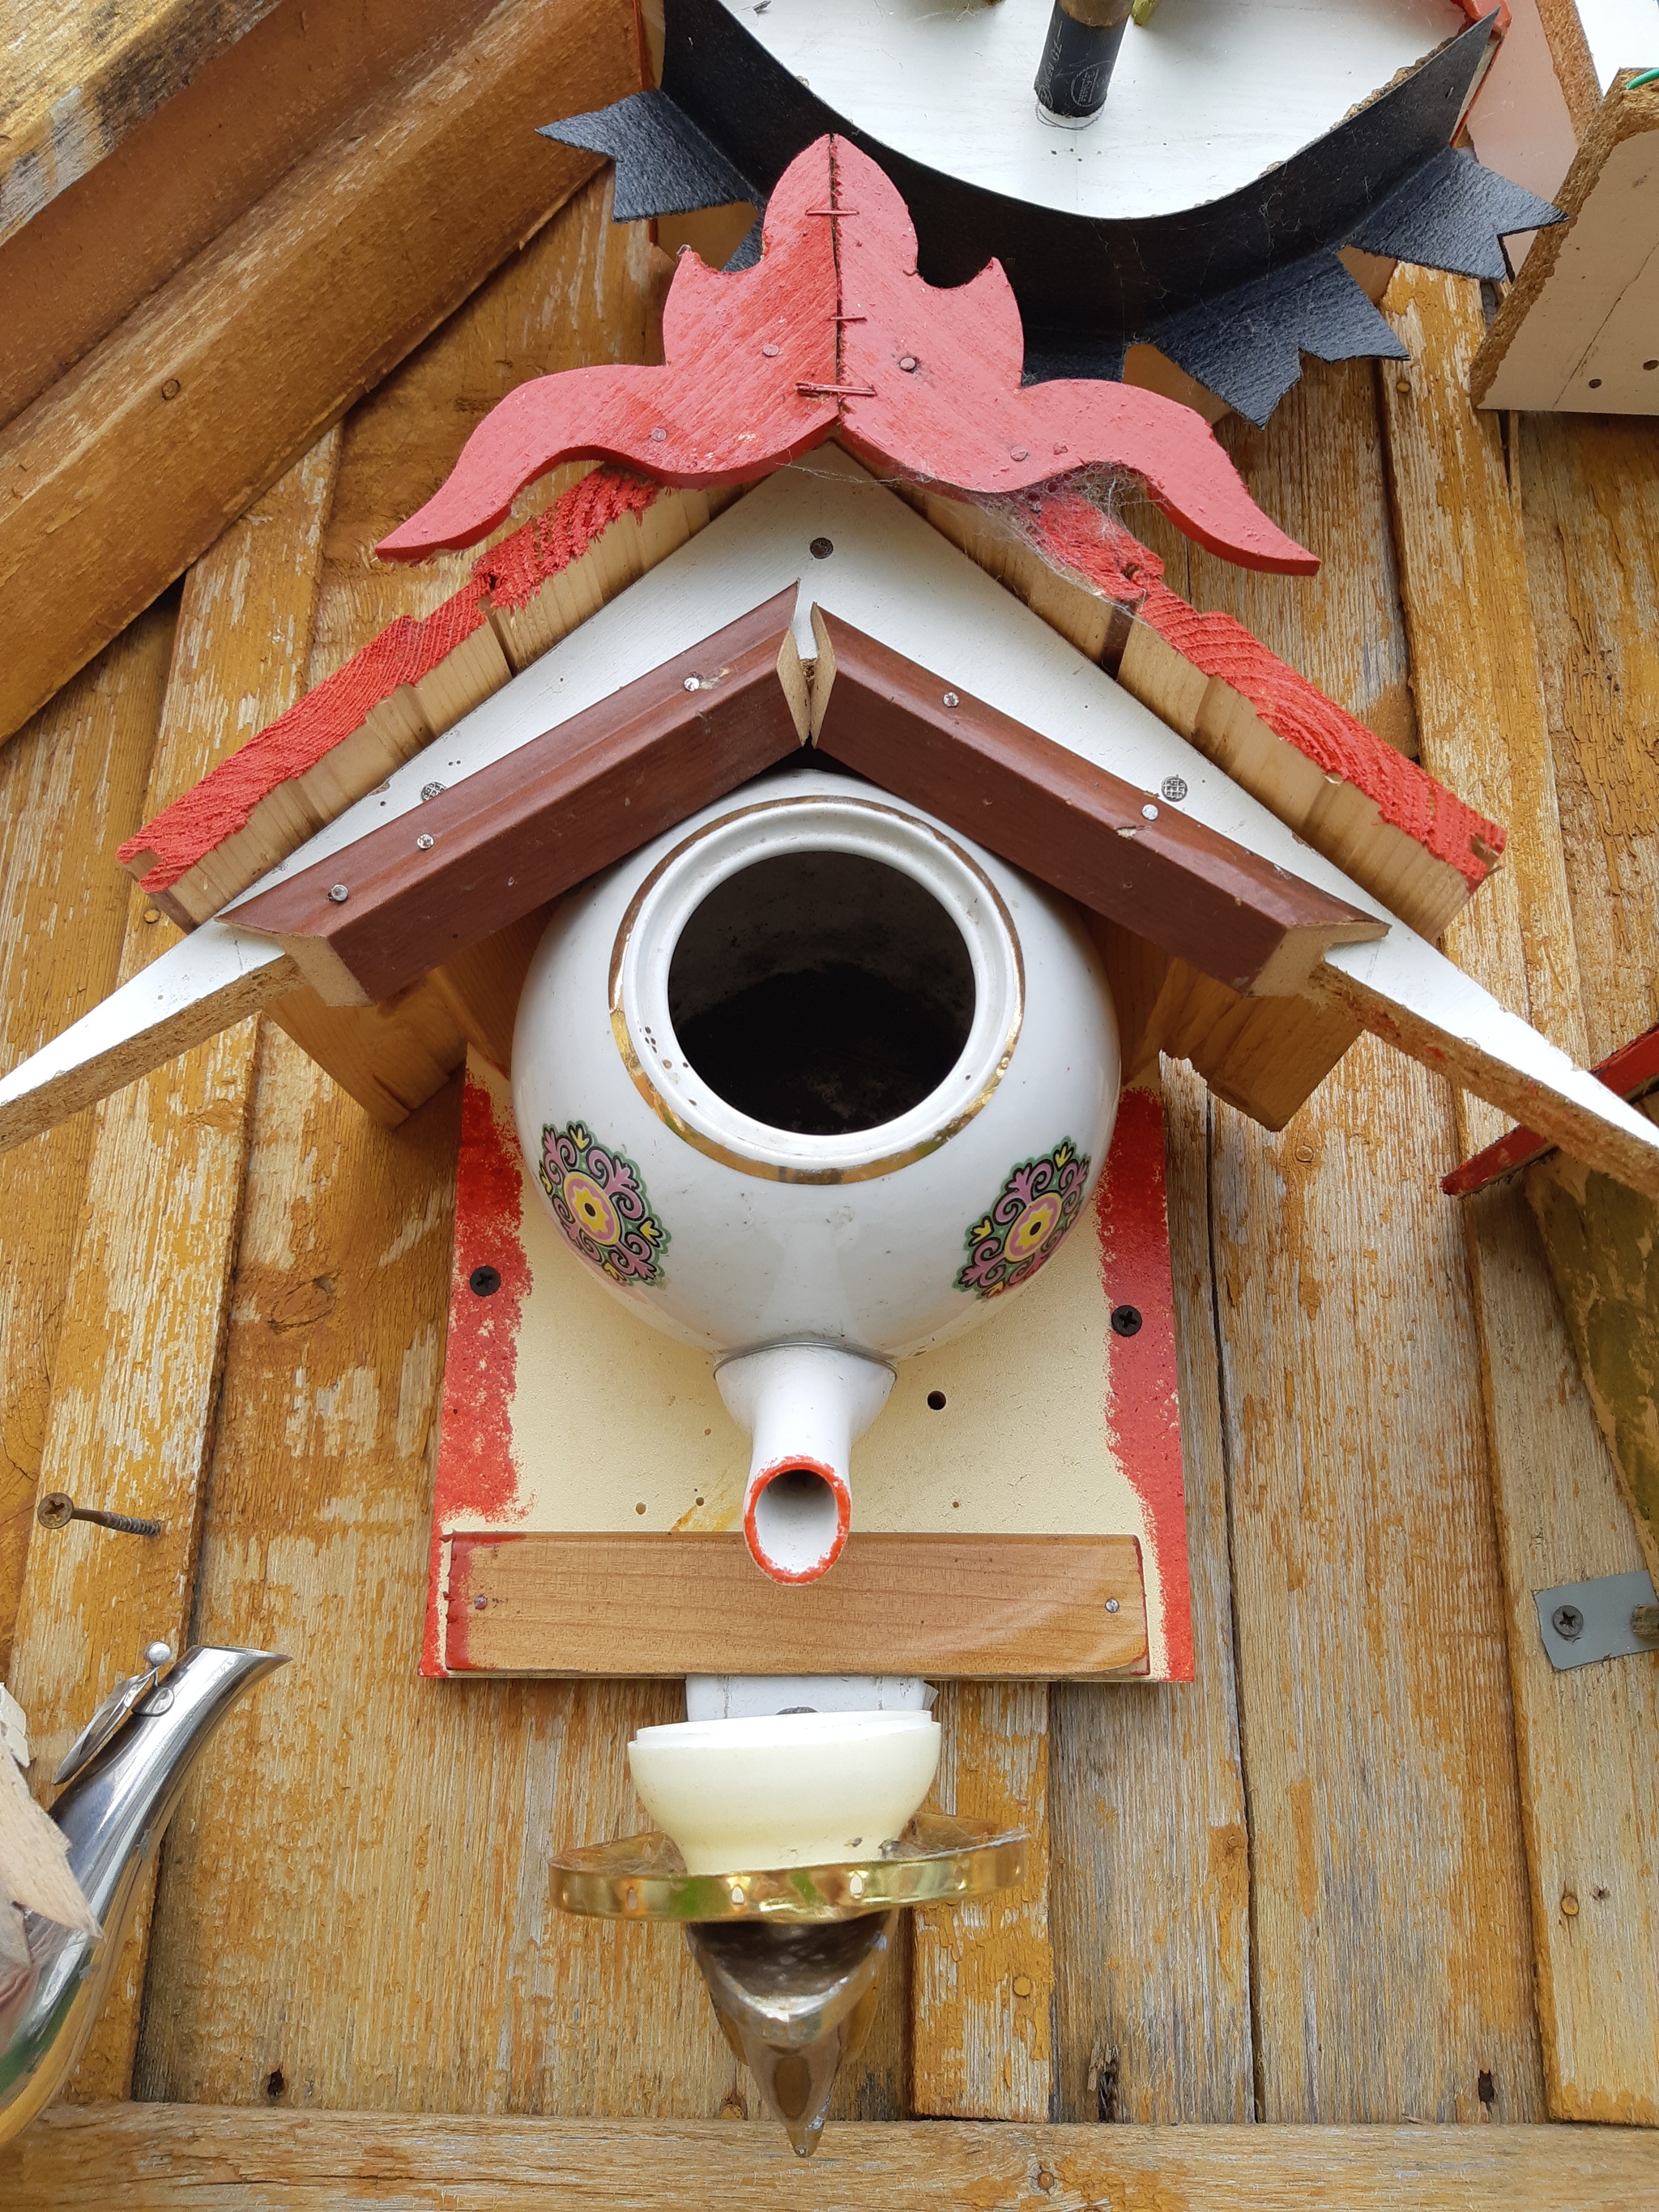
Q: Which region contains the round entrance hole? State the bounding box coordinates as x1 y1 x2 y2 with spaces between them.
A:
667 850 975 1136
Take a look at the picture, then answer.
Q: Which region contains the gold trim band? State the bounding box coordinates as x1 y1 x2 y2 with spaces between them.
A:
608 795 1025 1185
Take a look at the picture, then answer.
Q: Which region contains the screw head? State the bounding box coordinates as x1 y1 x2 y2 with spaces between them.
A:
1010 445 1030 461
761 342 780 357
1106 1598 1120 1613
472 1593 488 1611
808 537 834 560
420 782 445 801
898 355 918 372
650 426 668 441
941 691 960 708
143 1641 174 1669
683 676 701 692
327 884 349 904
469 1266 501 1298
1141 803 1159 821
416 833 434 851
160 377 181 400
1160 775 1189 803
1111 1305 1143 1337
36 1491 75 1528
1552 1604 1584 1641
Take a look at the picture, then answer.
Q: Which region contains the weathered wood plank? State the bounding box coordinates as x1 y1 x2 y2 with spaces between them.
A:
1190 357 1547 2123
0 0 638 747
1381 264 1659 2125
911 1681 1052 2120
1518 412 1659 1067
6 2108 1659 2210
1050 1061 1253 2123
0 610 173 1673
0 0 502 428
4 432 339 2102
0 0 280 248
129 1035 738 2120
129 176 759 2124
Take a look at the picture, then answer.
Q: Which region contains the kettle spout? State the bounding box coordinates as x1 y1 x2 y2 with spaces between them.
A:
0 1643 287 2146
715 1345 894 1583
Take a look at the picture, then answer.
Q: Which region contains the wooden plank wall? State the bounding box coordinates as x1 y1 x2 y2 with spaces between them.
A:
0 172 1656 2182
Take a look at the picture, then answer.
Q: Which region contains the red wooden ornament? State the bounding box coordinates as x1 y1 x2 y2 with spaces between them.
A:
377 136 1316 578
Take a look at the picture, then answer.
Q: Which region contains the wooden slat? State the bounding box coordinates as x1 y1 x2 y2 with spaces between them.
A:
911 1681 1052 2120
1518 416 1659 1068
811 613 1384 1002
6 2108 1659 2210
1185 358 1548 2122
126 174 763 2127
232 596 808 1006
0 608 173 1672
1381 264 1659 2125
0 0 638 747
4 431 339 2102
0 0 505 428
0 0 279 249
446 1534 1146 1679
1050 1061 1253 2121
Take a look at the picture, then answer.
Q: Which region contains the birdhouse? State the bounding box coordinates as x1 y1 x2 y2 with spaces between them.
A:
3 0 1658 2191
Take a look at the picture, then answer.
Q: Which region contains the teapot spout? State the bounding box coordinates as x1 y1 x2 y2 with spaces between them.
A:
0 1643 287 2145
716 1345 894 1583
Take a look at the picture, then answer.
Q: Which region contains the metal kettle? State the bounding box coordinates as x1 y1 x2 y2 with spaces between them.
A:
0 1642 286 2145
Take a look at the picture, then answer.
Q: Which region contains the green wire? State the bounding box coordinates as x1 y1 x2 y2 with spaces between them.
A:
1630 68 1659 88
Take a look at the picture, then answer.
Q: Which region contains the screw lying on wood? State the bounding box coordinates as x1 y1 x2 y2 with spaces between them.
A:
36 1491 164 1537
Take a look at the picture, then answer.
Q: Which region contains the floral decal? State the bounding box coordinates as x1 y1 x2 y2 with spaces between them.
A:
539 1122 668 1289
955 1139 1092 1298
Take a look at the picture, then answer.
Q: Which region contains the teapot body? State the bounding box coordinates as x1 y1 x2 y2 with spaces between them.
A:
512 768 1120 1365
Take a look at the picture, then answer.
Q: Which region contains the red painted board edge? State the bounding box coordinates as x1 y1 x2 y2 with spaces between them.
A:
118 467 664 897
1030 492 1507 896
424 1071 532 1677
1096 1085 1192 1682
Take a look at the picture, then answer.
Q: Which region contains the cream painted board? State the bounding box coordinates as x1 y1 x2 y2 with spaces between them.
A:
432 1056 1186 1679
1479 123 1659 410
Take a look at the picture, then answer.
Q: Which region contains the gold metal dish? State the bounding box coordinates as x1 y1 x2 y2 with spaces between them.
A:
550 1812 1026 1923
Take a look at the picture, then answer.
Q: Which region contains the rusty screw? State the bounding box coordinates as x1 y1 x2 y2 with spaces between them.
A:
36 1491 164 1537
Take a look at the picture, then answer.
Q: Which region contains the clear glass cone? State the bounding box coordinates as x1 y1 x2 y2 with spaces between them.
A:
685 1912 897 2157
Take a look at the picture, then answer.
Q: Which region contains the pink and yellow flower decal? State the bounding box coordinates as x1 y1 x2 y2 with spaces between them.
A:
955 1139 1091 1298
539 1122 669 1288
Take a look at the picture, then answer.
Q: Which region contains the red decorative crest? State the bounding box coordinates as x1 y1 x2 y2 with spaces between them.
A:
378 137 1316 578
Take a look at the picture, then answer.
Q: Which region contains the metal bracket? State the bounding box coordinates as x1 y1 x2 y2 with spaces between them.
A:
1534 1570 1659 1672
